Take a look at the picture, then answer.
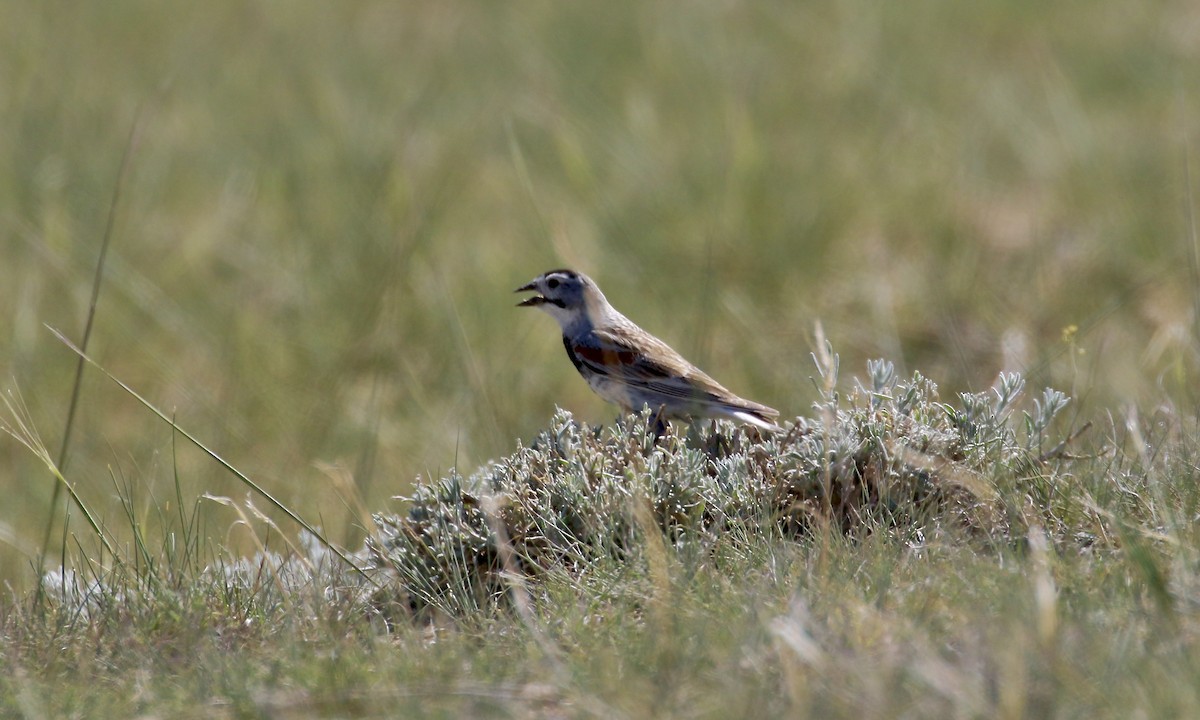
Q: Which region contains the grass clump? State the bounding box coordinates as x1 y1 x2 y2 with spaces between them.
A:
6 357 1200 717
367 358 1078 619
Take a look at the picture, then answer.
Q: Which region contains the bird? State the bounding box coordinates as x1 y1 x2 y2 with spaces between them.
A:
515 268 782 433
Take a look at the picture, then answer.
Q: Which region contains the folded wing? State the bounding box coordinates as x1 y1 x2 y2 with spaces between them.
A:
571 324 779 420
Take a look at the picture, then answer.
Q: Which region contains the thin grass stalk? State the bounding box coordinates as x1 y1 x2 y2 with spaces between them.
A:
35 112 146 604
47 326 379 588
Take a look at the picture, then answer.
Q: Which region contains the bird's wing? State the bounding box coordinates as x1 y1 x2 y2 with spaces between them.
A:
575 322 779 417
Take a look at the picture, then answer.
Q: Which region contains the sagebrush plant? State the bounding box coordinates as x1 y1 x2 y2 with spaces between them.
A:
11 355 1089 627
9 356 1200 717
366 357 1080 618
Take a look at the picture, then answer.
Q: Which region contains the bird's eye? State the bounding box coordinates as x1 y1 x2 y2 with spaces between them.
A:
547 278 560 290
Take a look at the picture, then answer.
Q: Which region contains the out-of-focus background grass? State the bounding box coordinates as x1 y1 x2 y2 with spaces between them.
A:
2 1 1198 586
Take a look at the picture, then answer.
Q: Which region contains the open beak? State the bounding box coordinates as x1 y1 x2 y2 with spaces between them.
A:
515 280 545 307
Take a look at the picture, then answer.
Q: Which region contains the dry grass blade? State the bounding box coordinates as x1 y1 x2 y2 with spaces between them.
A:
35 110 147 599
1 387 120 563
45 325 379 588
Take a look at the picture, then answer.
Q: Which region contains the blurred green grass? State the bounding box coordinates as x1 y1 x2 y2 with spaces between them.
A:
1 0 1198 585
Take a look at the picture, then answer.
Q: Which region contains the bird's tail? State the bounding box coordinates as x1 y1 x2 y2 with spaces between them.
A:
727 409 785 434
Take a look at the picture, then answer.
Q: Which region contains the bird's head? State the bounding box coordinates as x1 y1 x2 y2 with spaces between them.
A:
515 269 604 330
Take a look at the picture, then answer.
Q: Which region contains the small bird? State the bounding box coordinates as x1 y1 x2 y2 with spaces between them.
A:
516 269 782 433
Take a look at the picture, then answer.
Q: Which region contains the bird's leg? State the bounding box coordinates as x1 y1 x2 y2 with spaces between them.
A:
702 419 731 458
651 405 668 439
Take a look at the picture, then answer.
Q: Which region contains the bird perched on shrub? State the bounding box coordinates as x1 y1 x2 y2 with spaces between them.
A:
516 269 781 433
